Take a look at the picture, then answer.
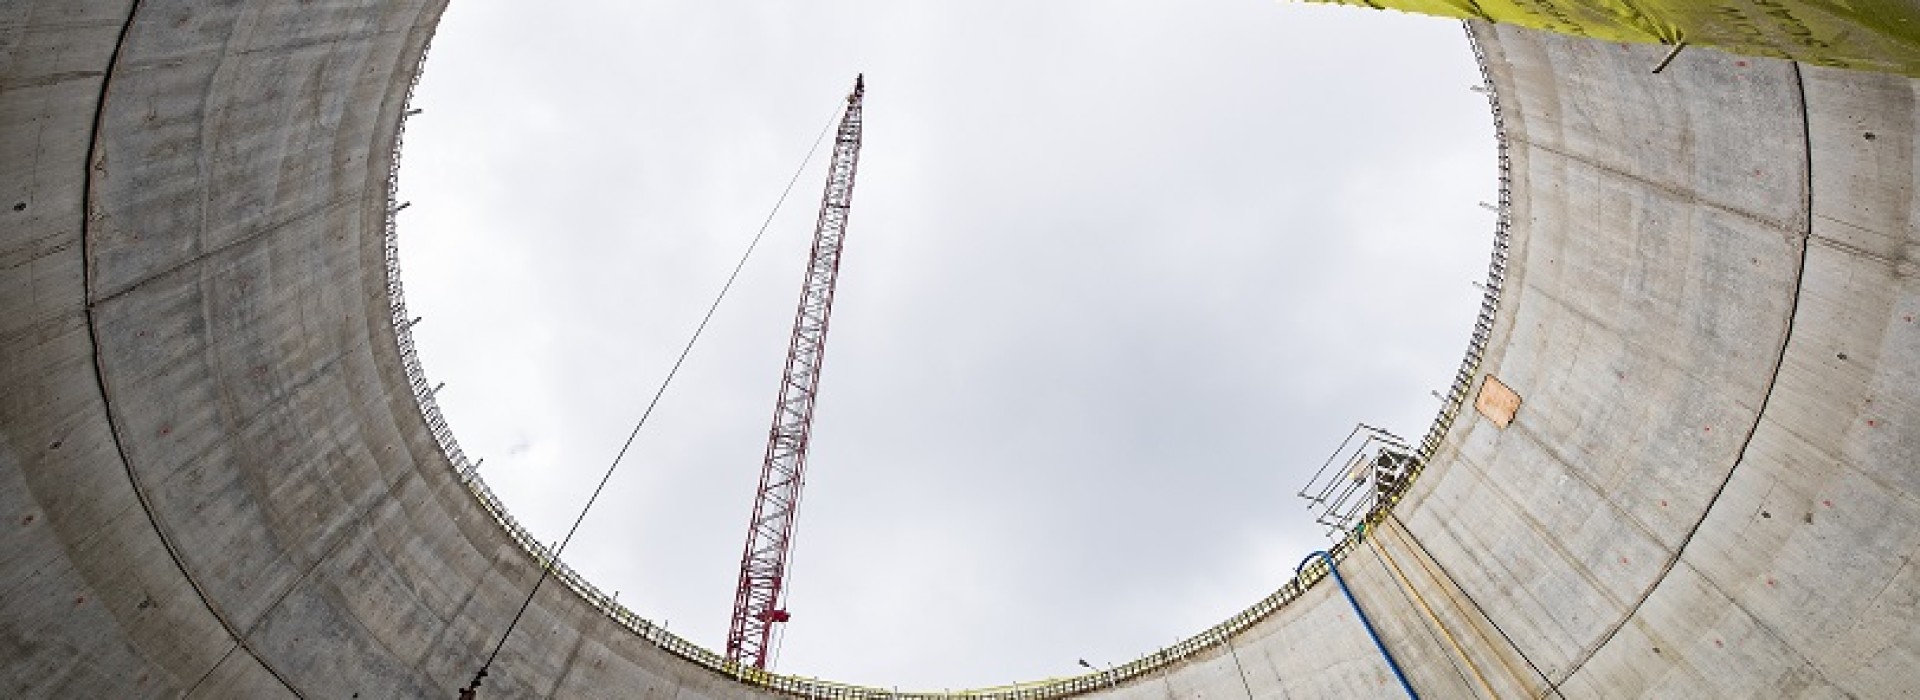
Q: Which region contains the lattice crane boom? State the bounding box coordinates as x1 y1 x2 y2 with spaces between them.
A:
725 75 865 670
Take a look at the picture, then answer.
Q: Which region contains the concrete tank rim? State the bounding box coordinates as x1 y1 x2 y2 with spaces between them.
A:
379 18 1517 696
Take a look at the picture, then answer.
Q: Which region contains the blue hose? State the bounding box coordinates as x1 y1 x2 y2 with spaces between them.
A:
1298 549 1419 699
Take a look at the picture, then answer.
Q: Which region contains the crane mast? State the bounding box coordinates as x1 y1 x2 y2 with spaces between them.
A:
725 75 865 670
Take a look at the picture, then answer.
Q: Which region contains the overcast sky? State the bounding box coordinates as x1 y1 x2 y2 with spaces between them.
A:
396 0 1495 689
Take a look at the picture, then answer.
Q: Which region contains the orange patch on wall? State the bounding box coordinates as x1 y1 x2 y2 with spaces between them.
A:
1475 374 1522 428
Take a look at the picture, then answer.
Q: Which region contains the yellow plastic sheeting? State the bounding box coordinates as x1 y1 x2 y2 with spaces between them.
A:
1299 0 1920 75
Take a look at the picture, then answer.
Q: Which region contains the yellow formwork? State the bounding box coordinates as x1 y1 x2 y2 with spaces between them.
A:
1298 0 1920 75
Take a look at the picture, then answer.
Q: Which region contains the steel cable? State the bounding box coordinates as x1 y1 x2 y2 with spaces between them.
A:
461 100 846 698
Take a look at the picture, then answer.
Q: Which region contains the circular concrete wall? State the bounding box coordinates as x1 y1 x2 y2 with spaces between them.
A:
1 2 1914 697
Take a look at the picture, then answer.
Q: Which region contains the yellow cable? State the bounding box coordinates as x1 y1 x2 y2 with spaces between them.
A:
1371 527 1502 699
1382 514 1534 695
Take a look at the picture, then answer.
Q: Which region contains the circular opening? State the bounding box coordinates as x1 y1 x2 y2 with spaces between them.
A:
397 1 1497 688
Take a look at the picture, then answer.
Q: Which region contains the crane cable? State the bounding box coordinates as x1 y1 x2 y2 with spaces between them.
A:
461 101 846 698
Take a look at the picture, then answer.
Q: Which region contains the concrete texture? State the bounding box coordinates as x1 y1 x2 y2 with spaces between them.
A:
2 2 1915 698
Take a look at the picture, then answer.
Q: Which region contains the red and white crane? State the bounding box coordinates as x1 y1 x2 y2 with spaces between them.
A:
725 75 866 670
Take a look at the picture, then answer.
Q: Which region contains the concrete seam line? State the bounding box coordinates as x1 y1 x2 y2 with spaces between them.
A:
1547 59 1817 694
1682 555 1853 692
0 497 145 605
1370 529 1499 698
1366 539 1480 696
1390 466 1564 699
1382 514 1537 696
77 2 304 696
113 351 354 505
87 191 366 308
1517 137 1804 238
541 602 595 698
1222 634 1257 700
184 466 422 695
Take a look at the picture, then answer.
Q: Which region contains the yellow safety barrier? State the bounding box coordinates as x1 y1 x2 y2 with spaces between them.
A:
1296 0 1920 76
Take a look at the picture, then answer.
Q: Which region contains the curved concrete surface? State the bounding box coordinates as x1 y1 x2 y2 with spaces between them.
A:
2 2 1915 698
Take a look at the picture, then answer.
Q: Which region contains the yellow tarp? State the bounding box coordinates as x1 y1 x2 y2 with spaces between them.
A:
1299 0 1920 75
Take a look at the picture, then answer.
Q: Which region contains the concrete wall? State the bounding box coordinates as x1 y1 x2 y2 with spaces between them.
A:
3 2 776 697
1 3 1914 698
1388 24 1918 699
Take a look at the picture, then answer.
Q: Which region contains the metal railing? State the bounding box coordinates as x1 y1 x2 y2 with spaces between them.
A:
1298 424 1416 537
1383 20 1514 502
378 19 1514 698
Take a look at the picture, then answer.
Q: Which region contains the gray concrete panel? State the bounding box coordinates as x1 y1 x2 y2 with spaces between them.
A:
193 650 302 699
1 2 249 697
1394 28 1808 689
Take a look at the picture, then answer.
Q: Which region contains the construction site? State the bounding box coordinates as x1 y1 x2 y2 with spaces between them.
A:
3 1 1918 697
